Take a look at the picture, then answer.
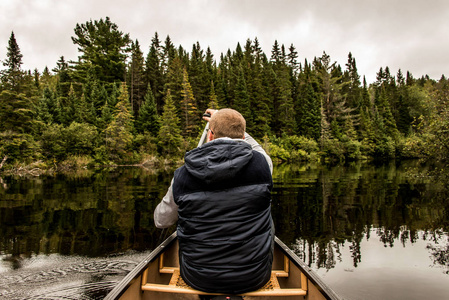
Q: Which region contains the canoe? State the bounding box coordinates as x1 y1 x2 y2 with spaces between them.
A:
104 232 340 300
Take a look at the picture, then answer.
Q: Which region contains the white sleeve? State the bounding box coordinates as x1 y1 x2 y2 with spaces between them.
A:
244 133 273 175
153 178 178 228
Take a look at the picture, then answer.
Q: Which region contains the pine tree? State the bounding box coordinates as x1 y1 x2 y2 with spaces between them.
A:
145 32 165 113
136 84 160 135
376 86 399 138
128 40 146 117
53 56 71 97
36 87 61 124
181 68 199 137
74 92 96 125
61 84 77 126
105 83 134 161
162 35 177 73
297 73 320 140
157 89 183 157
208 81 219 109
1 32 24 93
164 56 184 113
97 98 114 133
233 66 253 130
344 52 362 109
71 17 131 84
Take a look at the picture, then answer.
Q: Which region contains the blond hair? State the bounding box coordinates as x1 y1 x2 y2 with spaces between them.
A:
210 108 246 139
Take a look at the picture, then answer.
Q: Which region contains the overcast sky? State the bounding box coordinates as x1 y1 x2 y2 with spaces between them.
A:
0 0 448 83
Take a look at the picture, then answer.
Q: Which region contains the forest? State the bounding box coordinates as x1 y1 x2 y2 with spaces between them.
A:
1 16 448 172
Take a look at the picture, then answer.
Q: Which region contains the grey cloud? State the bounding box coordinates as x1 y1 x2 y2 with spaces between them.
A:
0 0 448 83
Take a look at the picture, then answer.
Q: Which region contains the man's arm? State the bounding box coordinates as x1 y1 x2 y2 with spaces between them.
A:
244 133 273 175
153 179 178 228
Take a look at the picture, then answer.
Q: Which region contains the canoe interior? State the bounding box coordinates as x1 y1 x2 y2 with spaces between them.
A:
105 233 339 300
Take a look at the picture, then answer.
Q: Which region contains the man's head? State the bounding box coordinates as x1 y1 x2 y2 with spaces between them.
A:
209 108 246 139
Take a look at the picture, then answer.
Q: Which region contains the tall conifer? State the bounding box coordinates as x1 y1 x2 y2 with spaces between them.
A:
158 89 182 157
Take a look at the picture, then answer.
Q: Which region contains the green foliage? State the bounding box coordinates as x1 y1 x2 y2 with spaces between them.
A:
0 90 34 133
133 133 157 156
1 32 24 93
396 134 430 158
71 17 131 84
65 122 98 156
321 138 346 162
40 123 65 160
267 134 319 162
180 68 199 137
136 84 160 135
105 83 134 162
41 122 98 161
1 21 449 166
0 131 39 163
157 89 183 157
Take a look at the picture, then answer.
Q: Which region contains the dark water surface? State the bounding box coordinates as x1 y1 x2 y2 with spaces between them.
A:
1 161 448 299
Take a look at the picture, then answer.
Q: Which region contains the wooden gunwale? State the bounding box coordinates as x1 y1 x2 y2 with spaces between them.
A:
104 232 340 300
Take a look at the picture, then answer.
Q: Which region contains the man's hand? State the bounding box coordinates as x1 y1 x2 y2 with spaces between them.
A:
202 109 217 122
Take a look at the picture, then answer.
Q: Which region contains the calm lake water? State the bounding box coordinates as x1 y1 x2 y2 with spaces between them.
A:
0 160 448 299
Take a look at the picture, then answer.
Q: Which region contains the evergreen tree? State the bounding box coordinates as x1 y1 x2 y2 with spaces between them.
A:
181 68 199 137
208 81 219 109
0 90 34 133
71 17 131 84
61 84 77 126
105 83 134 161
275 66 296 135
53 56 71 97
316 52 354 139
344 52 362 109
36 87 61 124
74 92 96 125
157 89 183 157
1 32 24 93
162 35 177 73
271 40 282 65
145 32 165 113
297 73 320 140
128 40 146 117
164 56 184 112
233 66 253 130
136 84 160 135
97 98 114 133
375 86 399 138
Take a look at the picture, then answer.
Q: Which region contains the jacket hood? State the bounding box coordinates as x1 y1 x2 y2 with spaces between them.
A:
184 138 253 184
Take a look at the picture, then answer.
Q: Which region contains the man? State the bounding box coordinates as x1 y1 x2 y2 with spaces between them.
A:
154 108 274 294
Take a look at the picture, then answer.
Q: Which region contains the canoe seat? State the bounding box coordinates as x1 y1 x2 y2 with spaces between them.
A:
141 267 307 297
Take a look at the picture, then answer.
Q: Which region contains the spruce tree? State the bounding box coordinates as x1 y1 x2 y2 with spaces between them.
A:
233 66 253 131
181 68 199 137
157 89 183 157
36 87 61 124
105 82 134 161
145 32 165 113
53 56 71 97
61 84 77 126
208 81 219 109
128 40 146 117
164 56 184 113
1 32 24 93
297 76 320 140
136 84 160 135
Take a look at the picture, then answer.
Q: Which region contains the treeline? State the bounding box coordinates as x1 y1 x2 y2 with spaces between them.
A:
1 17 448 170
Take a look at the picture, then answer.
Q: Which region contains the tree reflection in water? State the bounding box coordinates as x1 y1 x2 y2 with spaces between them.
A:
0 160 448 299
271 160 449 275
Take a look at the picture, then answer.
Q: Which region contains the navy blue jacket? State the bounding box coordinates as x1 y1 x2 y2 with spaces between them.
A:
173 138 274 294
